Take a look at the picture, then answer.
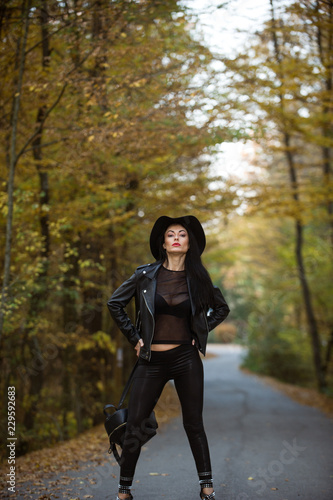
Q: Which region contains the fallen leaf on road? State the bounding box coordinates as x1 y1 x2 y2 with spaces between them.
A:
248 477 254 480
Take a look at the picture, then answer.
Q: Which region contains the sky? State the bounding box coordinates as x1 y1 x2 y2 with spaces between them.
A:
182 0 290 179
185 0 272 56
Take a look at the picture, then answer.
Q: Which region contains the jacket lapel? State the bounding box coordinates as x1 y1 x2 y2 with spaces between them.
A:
141 262 161 316
186 275 196 316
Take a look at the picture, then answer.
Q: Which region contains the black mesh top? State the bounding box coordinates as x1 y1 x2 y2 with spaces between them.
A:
152 266 192 345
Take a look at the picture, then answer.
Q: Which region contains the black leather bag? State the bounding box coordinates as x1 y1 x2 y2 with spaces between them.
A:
104 361 158 465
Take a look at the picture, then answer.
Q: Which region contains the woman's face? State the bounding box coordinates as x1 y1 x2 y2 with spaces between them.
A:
163 224 190 256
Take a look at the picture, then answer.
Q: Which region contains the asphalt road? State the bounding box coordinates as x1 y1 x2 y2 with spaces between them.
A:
15 344 333 500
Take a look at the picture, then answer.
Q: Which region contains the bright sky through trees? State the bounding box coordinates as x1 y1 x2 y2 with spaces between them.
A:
184 0 292 178
186 0 272 55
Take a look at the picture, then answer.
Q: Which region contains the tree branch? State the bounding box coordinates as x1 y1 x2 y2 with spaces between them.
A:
15 82 68 164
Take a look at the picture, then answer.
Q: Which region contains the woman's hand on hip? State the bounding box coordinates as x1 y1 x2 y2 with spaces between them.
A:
135 338 144 357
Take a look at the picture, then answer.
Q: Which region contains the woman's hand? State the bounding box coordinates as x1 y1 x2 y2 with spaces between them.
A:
135 338 144 357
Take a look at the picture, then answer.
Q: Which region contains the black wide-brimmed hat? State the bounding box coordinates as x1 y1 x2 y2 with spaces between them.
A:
149 215 206 260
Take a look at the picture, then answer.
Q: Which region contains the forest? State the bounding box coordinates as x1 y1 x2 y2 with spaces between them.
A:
0 0 332 458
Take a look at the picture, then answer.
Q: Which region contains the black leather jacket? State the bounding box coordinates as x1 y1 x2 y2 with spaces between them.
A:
107 262 230 361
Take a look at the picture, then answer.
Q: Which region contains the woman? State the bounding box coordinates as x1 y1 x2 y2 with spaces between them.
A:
107 215 230 500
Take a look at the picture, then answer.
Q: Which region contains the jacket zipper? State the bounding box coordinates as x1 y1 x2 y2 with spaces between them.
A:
186 275 196 316
203 310 209 333
142 291 155 353
135 309 141 331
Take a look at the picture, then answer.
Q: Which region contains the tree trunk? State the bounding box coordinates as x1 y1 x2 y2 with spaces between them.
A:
23 0 52 431
61 237 80 437
270 0 325 390
0 0 32 344
310 0 333 379
316 0 333 248
286 137 325 390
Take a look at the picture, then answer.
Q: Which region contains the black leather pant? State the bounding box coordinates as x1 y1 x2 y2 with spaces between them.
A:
119 344 212 486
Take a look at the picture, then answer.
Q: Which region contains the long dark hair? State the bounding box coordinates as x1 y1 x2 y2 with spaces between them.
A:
155 223 216 312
